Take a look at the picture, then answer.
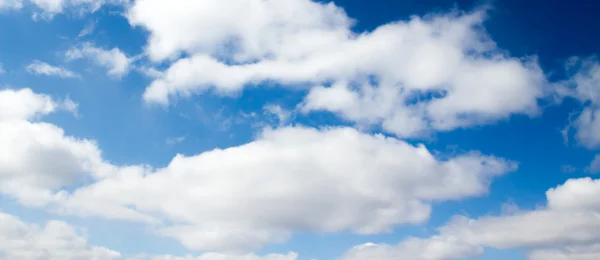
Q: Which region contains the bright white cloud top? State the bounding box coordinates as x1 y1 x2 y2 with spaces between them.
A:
132 1 546 139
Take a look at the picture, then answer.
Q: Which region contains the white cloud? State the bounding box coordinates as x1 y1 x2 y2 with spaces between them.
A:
0 88 104 207
66 43 132 78
589 155 600 174
131 1 546 138
339 237 483 260
528 244 600 260
558 58 600 149
27 60 79 78
0 206 296 260
352 177 600 259
29 0 125 19
572 107 600 149
0 90 515 253
0 210 121 260
77 19 96 38
127 0 352 62
0 0 22 10
127 252 298 260
0 88 516 252
51 126 514 252
263 104 292 126
0 88 56 121
166 136 185 145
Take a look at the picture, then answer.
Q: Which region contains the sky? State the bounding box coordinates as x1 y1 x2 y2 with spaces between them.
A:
0 0 600 259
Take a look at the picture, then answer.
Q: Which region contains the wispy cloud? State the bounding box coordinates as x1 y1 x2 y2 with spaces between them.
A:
166 136 186 145
66 43 131 78
26 60 79 78
77 19 96 38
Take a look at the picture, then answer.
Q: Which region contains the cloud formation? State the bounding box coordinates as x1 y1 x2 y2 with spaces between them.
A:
128 1 546 138
0 210 121 259
343 177 600 260
66 43 132 78
27 60 79 78
0 87 516 253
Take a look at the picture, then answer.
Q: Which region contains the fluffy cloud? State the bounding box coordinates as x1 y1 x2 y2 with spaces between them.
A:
559 58 600 149
0 88 104 206
0 88 55 120
127 0 352 62
51 126 514 252
66 43 132 78
0 87 517 253
0 210 121 259
339 237 482 260
0 209 296 260
27 60 79 78
52 127 515 251
351 177 600 259
127 252 298 260
528 244 600 260
130 1 546 138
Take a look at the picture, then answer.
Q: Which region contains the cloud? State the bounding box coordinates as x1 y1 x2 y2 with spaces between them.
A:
572 107 600 149
77 19 96 38
0 88 517 252
345 177 600 259
29 0 125 19
0 209 297 260
263 105 292 126
0 0 22 10
52 126 514 253
0 88 56 121
130 1 546 138
126 252 298 260
0 210 121 259
558 58 600 149
26 60 79 78
166 136 185 145
528 244 600 260
339 237 483 260
0 88 105 207
66 43 132 78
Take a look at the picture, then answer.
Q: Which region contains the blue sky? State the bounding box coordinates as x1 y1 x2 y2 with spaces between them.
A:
1 0 600 259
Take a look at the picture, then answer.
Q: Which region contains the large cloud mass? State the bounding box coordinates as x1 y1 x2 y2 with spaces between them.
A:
129 0 547 138
0 88 516 253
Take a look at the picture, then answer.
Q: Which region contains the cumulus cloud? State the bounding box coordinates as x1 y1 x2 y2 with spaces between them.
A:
0 209 297 260
126 252 298 260
0 88 104 206
339 237 483 260
0 88 517 253
27 60 79 78
129 1 546 138
559 58 600 149
0 210 121 259
0 88 56 121
52 126 514 252
66 43 132 78
347 177 600 259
